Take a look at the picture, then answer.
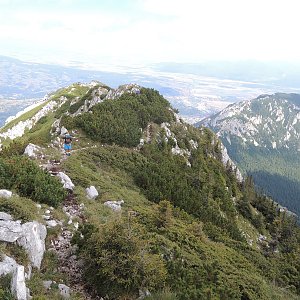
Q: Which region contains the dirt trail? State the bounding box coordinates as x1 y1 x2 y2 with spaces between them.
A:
46 156 95 299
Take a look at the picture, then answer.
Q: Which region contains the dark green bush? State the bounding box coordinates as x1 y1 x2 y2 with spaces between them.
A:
0 140 27 158
0 274 14 300
77 217 167 298
0 156 66 207
65 88 174 147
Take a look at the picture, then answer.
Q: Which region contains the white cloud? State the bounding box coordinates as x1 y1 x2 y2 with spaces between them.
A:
1 0 300 64
139 0 300 61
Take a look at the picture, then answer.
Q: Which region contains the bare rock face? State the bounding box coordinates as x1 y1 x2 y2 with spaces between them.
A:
46 220 58 228
0 255 18 276
219 143 243 182
0 215 47 299
58 284 71 299
17 221 47 269
0 256 28 300
0 219 23 242
106 83 141 100
0 212 13 221
42 280 53 290
11 265 27 300
0 216 46 269
60 126 68 136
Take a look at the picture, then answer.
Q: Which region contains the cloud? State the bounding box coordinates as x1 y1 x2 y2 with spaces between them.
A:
1 0 300 65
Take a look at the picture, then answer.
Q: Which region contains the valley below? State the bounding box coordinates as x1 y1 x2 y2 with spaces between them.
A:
2 56 300 126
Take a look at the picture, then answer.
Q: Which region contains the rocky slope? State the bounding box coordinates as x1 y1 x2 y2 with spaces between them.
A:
0 84 299 299
199 93 300 215
201 93 300 149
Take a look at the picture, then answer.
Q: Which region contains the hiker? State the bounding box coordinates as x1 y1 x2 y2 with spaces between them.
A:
63 132 72 156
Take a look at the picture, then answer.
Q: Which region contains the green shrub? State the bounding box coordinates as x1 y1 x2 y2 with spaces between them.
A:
0 274 14 300
144 288 178 300
0 156 66 207
0 196 39 221
54 99 71 118
67 88 174 147
77 217 167 298
0 140 27 158
5 243 29 266
156 200 173 229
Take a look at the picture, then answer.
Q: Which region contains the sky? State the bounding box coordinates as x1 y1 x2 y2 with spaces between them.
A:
1 0 300 66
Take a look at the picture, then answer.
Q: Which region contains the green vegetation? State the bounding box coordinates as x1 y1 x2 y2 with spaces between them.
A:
0 274 14 300
0 196 40 222
0 100 49 133
59 87 300 299
61 88 175 147
0 156 66 207
2 243 30 266
1 84 300 300
67 141 300 299
49 83 90 102
74 217 167 298
227 139 300 216
203 93 300 217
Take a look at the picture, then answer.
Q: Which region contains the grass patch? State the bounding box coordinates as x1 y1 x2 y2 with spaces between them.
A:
0 274 14 300
24 113 56 146
236 214 261 249
144 288 178 300
39 251 66 283
0 196 40 222
0 243 30 266
0 100 50 133
50 84 90 102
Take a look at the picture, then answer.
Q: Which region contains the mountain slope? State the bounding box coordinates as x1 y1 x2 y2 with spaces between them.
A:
0 85 300 299
200 93 300 215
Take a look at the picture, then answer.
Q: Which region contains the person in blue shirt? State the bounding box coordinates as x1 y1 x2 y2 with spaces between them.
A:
63 133 72 156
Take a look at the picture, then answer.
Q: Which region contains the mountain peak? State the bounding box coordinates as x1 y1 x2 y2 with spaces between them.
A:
201 93 300 149
200 92 300 217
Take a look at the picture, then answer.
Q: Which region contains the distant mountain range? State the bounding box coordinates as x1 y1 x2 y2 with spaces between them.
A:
2 56 300 126
200 93 300 215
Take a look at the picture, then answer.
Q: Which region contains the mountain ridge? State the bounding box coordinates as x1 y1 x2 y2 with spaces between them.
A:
0 83 300 299
199 92 300 216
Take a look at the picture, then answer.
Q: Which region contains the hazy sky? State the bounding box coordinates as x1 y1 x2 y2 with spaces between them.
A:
1 0 300 66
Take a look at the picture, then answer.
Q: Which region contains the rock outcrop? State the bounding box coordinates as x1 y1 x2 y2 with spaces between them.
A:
0 212 13 221
17 222 47 269
0 100 63 141
104 200 124 212
86 186 98 199
57 172 75 190
0 255 18 276
219 143 243 182
0 255 28 300
0 216 46 269
24 143 42 158
0 189 12 199
11 265 27 300
58 284 71 299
